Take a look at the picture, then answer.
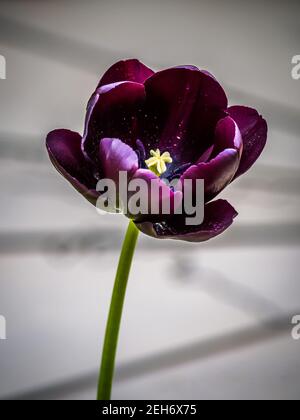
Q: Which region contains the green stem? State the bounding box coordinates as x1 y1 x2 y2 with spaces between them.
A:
97 220 139 400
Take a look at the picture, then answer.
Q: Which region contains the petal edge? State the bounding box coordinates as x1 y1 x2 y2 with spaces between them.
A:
135 199 238 242
97 59 154 88
227 106 267 178
46 129 98 205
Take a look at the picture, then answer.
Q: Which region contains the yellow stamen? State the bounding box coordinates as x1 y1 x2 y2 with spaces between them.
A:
145 149 172 176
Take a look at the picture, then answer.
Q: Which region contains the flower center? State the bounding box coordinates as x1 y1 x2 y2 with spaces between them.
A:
145 149 173 176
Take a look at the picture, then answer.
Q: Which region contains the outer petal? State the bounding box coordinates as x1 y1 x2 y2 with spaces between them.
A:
196 145 214 164
135 199 237 242
212 116 243 158
227 106 267 178
181 149 239 202
99 138 139 185
46 129 98 205
142 66 228 164
82 81 146 163
180 117 241 201
97 59 154 88
129 168 183 220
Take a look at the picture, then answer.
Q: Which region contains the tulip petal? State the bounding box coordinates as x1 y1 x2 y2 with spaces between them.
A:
128 169 183 220
142 66 228 164
135 199 237 242
180 116 242 201
227 106 267 178
212 116 243 158
82 81 146 163
180 149 239 202
97 59 154 87
99 138 139 185
196 145 214 164
46 129 98 205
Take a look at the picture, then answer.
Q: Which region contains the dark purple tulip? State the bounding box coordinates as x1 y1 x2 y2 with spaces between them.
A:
46 59 267 242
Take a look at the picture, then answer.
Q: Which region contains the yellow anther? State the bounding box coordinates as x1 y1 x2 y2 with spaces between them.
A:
145 149 172 175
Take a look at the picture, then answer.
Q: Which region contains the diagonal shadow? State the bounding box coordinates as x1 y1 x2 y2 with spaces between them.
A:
0 14 299 137
0 223 300 255
0 14 124 75
4 311 296 400
171 256 282 319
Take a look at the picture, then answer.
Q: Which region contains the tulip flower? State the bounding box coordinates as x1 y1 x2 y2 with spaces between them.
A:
46 59 267 399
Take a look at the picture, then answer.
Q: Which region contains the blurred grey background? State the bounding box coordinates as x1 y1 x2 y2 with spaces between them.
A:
0 0 300 400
